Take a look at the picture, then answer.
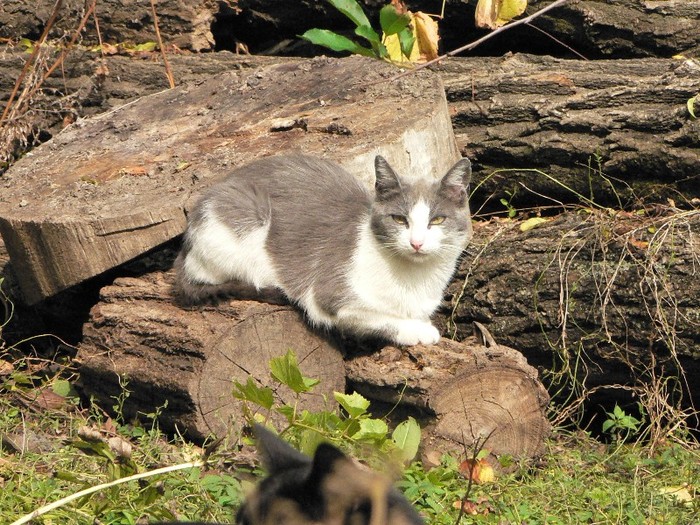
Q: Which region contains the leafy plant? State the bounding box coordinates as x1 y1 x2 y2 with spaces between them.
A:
233 349 421 462
602 404 643 443
301 0 414 61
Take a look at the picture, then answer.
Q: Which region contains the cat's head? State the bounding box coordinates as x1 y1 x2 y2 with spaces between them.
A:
236 424 423 525
371 156 473 261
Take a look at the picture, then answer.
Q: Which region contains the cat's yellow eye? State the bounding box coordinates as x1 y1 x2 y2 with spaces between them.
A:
429 216 446 225
391 215 408 225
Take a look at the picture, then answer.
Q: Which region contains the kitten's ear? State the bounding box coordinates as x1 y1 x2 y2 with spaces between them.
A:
253 424 310 475
439 158 472 206
374 155 402 200
306 442 350 484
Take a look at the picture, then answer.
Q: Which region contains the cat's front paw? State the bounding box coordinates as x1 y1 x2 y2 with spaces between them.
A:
393 321 441 346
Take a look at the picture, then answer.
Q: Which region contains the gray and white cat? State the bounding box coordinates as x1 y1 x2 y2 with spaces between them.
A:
174 154 472 346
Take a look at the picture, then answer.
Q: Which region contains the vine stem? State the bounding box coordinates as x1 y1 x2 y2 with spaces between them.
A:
389 0 571 82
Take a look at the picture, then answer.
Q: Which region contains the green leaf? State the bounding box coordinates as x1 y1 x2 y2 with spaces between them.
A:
275 404 295 422
300 29 375 57
353 418 388 441
334 391 370 418
270 350 319 394
52 379 78 398
397 26 416 59
232 377 274 410
354 24 382 47
379 5 411 36
519 217 548 232
132 41 157 52
392 417 421 462
328 0 372 29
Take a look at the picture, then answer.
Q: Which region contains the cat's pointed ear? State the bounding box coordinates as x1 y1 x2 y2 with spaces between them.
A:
439 158 471 206
253 424 310 475
306 442 350 485
374 155 402 200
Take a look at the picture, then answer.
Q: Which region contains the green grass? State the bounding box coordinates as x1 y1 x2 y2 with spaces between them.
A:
1 377 697 525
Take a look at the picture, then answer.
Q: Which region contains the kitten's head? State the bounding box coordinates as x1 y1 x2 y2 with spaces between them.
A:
236 424 423 525
371 156 473 261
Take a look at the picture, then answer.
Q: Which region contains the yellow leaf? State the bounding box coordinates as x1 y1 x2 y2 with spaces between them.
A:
475 0 527 29
383 11 439 64
658 485 694 507
414 12 439 61
519 217 548 232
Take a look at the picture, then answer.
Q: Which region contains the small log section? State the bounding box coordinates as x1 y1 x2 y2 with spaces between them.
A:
77 270 346 441
0 56 459 304
76 269 551 458
346 335 550 460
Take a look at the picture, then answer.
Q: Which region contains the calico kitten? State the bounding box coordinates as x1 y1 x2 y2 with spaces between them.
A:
236 424 424 525
175 154 472 346
155 424 423 525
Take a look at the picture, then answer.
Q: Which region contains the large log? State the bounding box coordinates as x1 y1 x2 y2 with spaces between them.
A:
76 267 551 458
438 209 700 398
442 53 700 210
2 50 698 213
2 1 698 57
0 55 460 303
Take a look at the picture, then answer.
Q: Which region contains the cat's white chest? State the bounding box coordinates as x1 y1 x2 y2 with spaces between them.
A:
348 224 452 320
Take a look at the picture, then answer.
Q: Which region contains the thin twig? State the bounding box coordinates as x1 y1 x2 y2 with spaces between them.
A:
0 0 63 125
9 460 204 525
389 0 570 82
17 0 98 112
150 0 176 89
525 21 588 60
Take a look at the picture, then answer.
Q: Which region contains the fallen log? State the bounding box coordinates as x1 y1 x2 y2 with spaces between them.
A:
437 209 700 398
76 268 551 459
0 55 459 303
76 270 346 440
441 53 700 210
346 329 550 459
2 50 698 215
3 0 698 57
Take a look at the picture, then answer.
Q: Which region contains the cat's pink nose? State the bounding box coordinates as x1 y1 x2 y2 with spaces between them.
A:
410 239 423 251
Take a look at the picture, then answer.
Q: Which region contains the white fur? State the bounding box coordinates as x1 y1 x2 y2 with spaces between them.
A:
334 219 464 344
183 204 279 289
400 200 445 256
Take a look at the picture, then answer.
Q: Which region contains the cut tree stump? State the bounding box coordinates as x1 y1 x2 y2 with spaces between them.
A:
346 329 550 460
76 268 551 458
0 56 459 304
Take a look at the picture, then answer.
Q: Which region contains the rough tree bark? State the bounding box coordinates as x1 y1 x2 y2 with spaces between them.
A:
436 209 700 396
0 56 459 303
76 268 551 459
0 0 218 51
76 270 347 441
2 1 698 56
441 53 700 210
